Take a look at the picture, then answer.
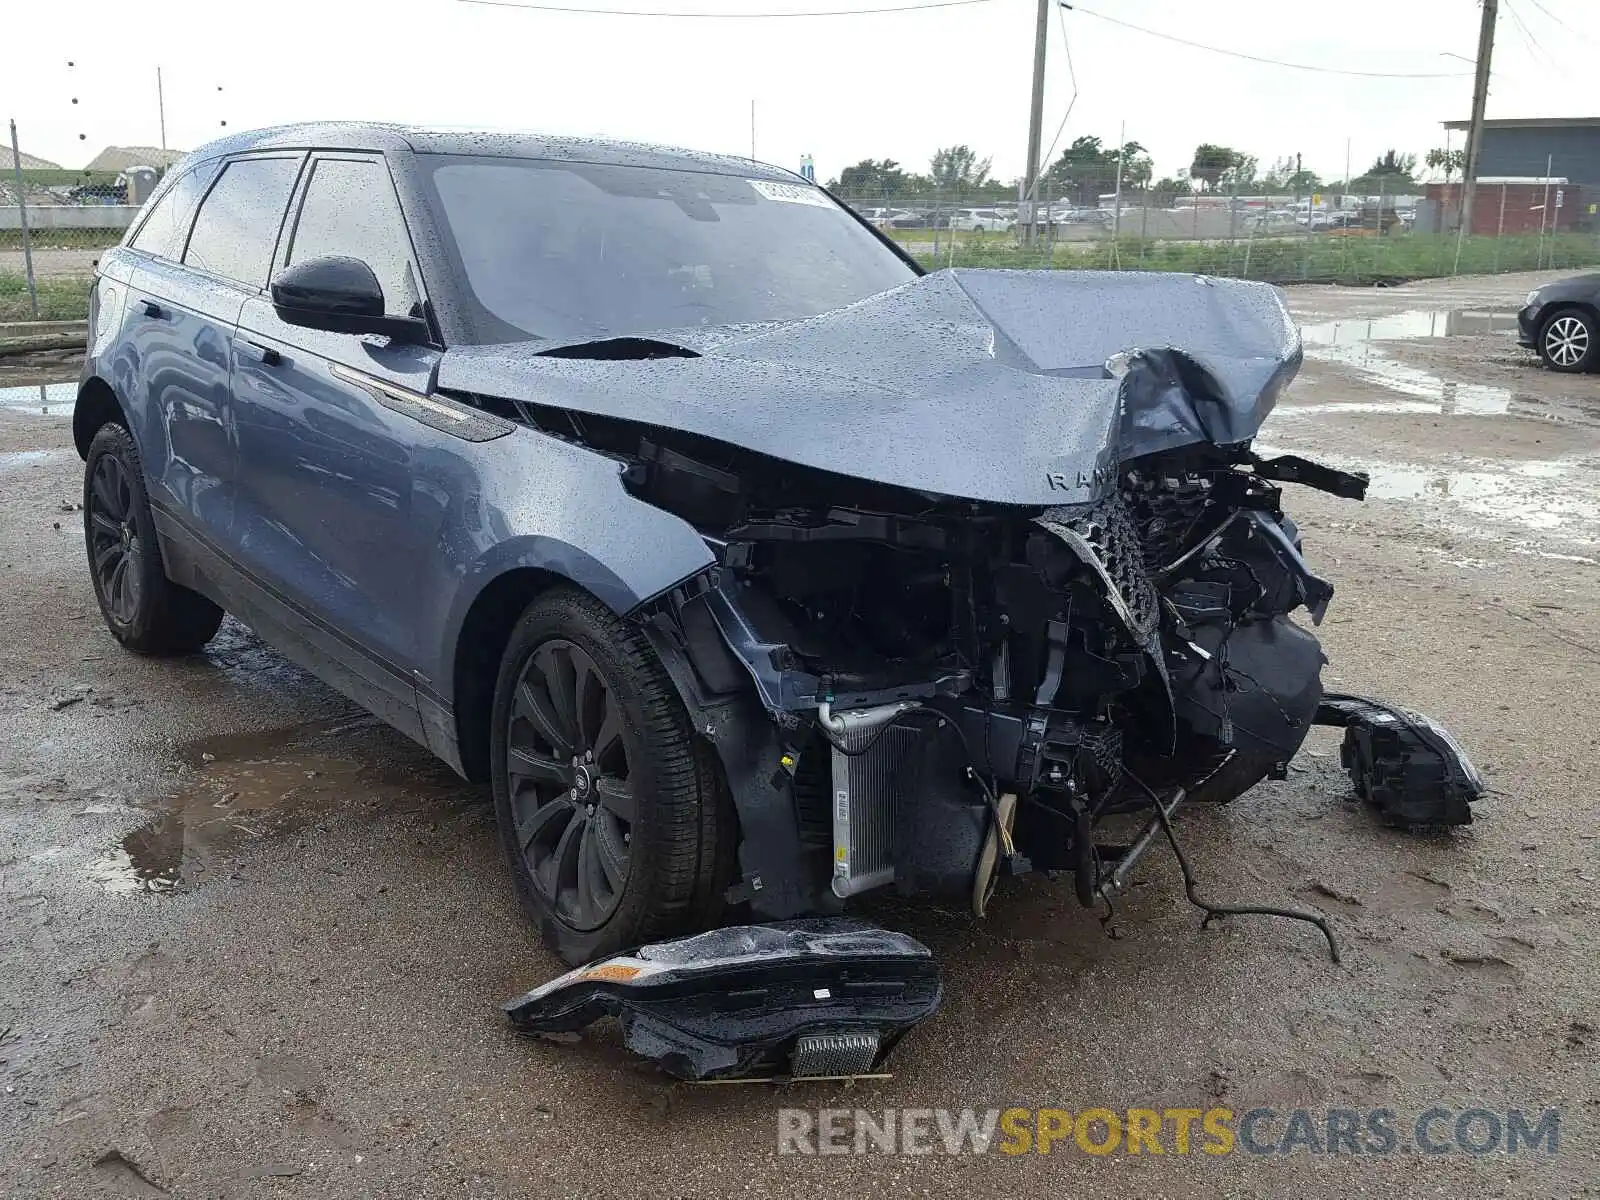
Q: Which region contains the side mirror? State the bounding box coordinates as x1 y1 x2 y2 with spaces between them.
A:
270 255 428 343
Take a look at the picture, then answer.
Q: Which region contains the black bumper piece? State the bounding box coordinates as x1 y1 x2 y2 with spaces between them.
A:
502 920 942 1081
1315 693 1485 826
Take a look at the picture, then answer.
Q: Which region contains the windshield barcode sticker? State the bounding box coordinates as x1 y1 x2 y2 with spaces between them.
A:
748 179 836 209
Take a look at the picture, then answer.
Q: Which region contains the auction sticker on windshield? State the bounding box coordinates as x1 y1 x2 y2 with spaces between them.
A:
748 179 837 208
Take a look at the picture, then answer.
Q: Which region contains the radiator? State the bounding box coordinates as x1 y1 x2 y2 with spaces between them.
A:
830 719 920 898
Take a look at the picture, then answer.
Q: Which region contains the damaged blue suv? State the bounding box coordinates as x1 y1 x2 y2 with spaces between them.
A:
78 123 1480 967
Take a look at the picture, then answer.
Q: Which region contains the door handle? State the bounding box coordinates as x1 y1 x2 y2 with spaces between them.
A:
140 299 166 319
231 337 281 367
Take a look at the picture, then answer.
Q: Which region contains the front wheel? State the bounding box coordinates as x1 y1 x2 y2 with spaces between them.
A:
489 587 733 964
1537 309 1597 372
83 423 224 655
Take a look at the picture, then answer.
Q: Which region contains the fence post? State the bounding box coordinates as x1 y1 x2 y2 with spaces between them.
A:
1494 183 1506 272
7 118 40 319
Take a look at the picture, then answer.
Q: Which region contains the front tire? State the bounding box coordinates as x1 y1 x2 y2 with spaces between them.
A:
489 586 732 965
83 423 224 655
1537 308 1597 372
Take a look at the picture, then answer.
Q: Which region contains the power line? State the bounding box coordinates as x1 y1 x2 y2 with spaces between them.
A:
458 0 995 17
1063 3 1473 79
1502 0 1551 64
1520 0 1595 43
1505 0 1592 61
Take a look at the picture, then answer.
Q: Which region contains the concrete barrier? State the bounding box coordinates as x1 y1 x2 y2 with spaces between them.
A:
0 205 139 231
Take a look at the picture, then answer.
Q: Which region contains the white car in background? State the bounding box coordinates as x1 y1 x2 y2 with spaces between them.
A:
954 207 1014 233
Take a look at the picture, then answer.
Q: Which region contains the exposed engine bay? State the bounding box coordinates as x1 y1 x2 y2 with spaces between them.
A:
446 270 1484 952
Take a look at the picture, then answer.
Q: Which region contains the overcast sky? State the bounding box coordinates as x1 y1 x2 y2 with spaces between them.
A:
8 0 1598 184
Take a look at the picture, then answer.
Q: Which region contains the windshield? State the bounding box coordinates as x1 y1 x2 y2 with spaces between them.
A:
421 155 918 344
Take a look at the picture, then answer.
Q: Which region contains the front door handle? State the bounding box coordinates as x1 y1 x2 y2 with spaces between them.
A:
231 337 281 367
140 299 166 319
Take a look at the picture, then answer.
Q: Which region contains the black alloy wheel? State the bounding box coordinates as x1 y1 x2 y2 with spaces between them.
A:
505 638 636 931
87 450 143 625
82 422 223 654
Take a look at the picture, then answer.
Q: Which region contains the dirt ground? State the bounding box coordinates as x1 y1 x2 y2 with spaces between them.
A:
1 269 1597 1198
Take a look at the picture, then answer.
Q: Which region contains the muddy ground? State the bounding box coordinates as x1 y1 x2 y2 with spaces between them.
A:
1 269 1597 1198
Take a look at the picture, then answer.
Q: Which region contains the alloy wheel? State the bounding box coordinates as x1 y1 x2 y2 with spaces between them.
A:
505 639 634 930
1544 315 1590 368
87 452 143 624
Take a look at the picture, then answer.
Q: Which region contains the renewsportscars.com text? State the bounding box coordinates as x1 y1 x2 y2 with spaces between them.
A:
777 1106 1562 1157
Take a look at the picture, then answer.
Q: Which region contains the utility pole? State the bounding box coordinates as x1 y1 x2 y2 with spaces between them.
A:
157 66 167 150
1459 0 1498 235
1021 0 1049 244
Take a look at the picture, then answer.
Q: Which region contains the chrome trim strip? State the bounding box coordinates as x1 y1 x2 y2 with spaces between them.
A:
329 361 467 423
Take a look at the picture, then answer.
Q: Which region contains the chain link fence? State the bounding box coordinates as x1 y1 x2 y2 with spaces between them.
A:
837 172 1600 284
3 118 151 326
7 110 1600 328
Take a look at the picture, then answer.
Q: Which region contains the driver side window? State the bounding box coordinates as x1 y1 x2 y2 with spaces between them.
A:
286 157 421 318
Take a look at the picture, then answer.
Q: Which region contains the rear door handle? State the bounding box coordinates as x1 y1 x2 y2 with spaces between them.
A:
231 337 281 367
140 299 166 319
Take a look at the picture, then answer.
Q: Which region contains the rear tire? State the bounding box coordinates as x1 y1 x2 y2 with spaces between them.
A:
83 423 224 655
1537 308 1597 373
489 586 733 965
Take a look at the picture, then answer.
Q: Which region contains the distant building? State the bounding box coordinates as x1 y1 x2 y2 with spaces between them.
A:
84 145 187 173
1442 117 1600 190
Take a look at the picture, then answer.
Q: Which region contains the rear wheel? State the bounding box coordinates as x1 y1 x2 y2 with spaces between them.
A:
1537 308 1597 372
83 423 224 655
489 587 732 964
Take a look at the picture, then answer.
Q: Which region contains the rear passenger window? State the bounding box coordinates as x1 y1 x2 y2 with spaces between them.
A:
129 165 213 260
183 156 302 288
287 158 421 317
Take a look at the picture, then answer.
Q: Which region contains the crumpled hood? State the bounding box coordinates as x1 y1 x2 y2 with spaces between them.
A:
437 269 1301 506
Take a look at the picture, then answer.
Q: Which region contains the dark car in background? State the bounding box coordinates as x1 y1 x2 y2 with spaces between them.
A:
76 122 1471 972
1518 273 1600 372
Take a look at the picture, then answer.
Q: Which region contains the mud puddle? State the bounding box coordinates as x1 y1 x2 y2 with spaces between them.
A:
0 381 76 414
1261 437 1600 541
1296 308 1539 417
1299 307 1521 346
84 717 468 893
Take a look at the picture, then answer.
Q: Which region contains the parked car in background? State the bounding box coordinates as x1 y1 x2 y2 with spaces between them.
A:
953 207 1013 233
1518 273 1600 372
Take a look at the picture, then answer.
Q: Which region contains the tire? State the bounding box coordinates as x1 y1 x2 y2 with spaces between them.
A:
1537 308 1597 373
83 423 224 655
489 586 733 965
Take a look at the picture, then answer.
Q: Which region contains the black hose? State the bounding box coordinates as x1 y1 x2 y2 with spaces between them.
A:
1123 769 1342 964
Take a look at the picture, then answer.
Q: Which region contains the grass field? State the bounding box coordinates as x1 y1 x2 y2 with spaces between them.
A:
0 228 124 252
0 273 92 323
908 230 1600 284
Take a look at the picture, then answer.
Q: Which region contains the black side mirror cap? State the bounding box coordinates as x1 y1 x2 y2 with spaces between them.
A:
270 255 429 343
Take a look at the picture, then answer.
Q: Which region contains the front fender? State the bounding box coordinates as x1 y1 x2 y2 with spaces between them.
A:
430 427 716 690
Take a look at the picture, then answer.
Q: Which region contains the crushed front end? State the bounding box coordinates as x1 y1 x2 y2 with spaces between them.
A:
449 269 1481 935
635 389 1379 924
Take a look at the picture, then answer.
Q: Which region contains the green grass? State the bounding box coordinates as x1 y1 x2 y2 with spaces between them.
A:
0 272 91 323
912 230 1600 283
0 228 124 252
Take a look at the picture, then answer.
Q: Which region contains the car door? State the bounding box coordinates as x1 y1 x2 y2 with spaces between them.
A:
125 155 301 548
229 153 442 738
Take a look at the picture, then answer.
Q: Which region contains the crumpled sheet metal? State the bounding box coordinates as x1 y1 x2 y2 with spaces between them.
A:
439 269 1302 508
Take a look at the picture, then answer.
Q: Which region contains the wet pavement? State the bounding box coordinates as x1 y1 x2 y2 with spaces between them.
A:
1 268 1598 1198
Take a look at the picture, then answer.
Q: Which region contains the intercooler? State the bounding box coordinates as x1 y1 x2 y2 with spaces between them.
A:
828 713 922 899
